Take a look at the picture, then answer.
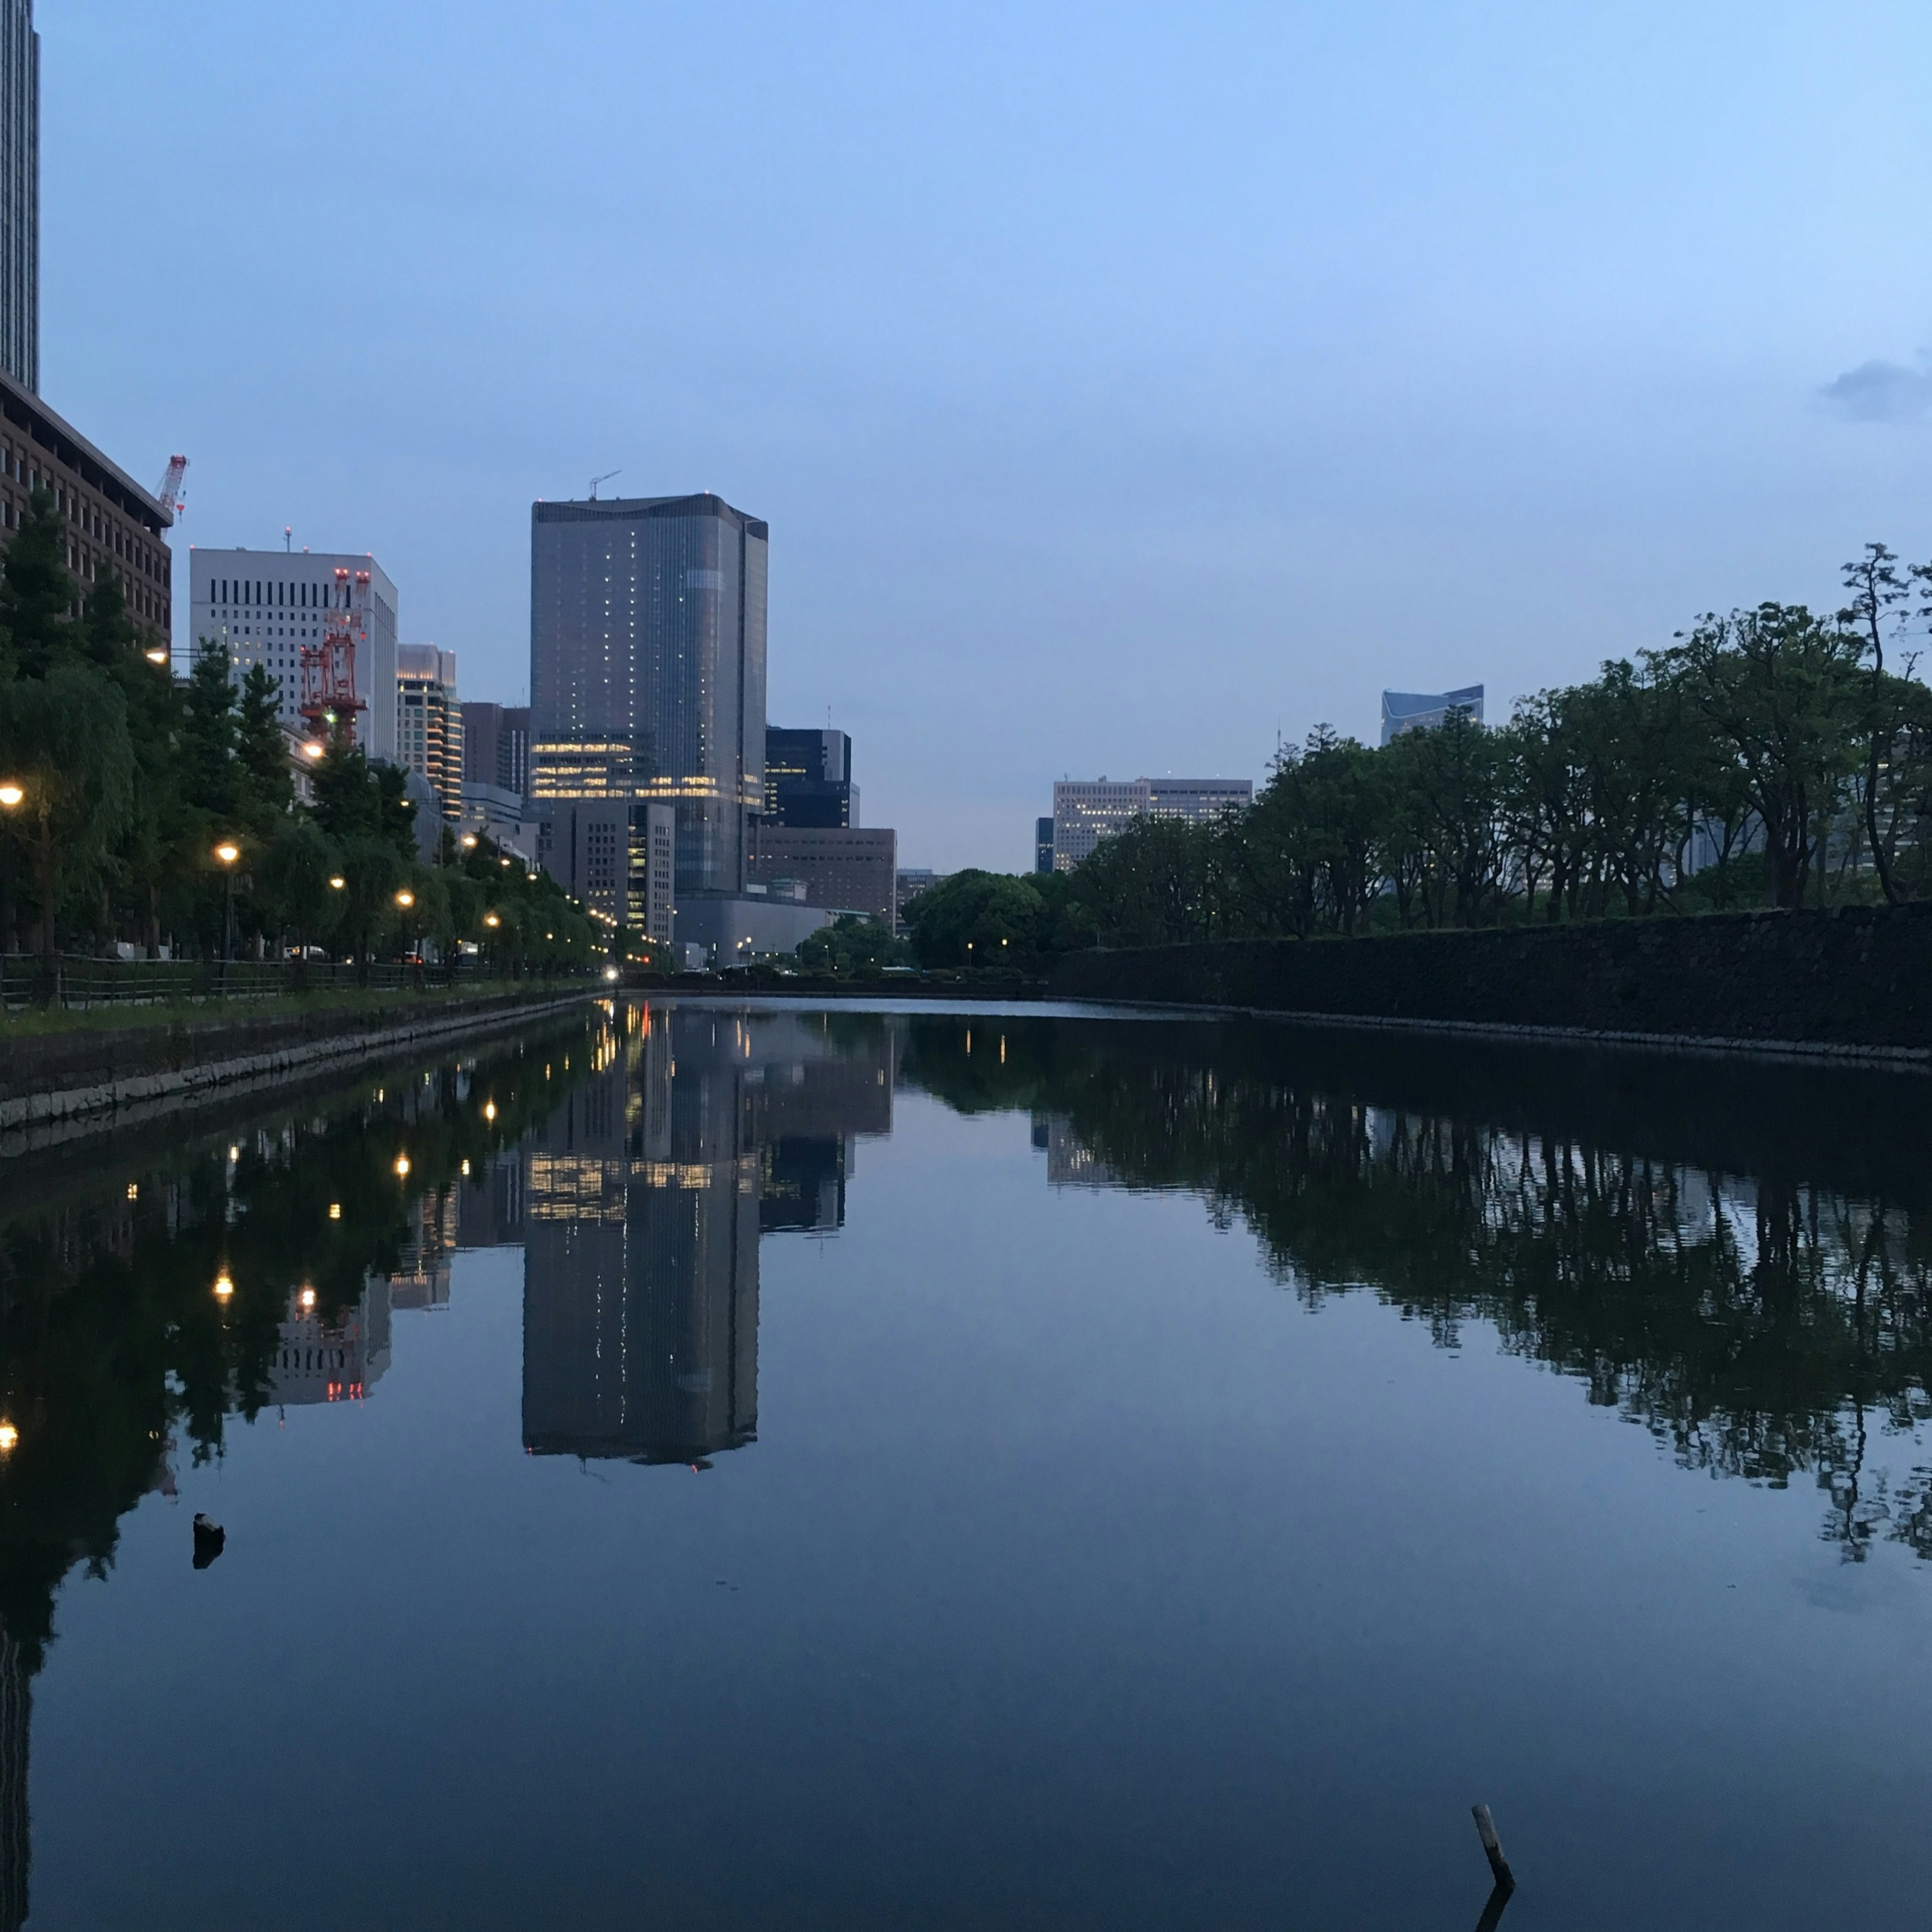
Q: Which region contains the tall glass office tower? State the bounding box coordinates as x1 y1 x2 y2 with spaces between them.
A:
0 0 35 394
530 493 767 898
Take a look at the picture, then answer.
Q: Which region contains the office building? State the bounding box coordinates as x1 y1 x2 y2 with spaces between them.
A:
396 645 461 827
546 796 675 943
1035 817 1054 874
1381 685 1484 746
896 868 943 915
0 1 33 395
748 824 897 926
1050 776 1252 870
462 701 530 802
187 549 400 755
530 492 767 903
765 726 857 827
0 367 172 630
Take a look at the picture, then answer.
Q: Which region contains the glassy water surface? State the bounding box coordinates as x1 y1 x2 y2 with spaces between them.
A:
2 999 1930 1929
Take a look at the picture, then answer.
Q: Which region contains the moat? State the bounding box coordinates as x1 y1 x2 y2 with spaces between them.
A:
1 999 1928 1929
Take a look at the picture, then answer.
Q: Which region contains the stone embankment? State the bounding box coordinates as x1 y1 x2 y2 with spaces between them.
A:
0 987 595 1151
1048 905 1932 1064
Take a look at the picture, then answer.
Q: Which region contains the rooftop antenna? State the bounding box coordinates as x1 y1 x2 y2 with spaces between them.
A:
589 469 620 500
284 526 292 552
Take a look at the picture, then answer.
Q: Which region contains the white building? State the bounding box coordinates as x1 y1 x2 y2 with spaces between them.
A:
186 548 401 760
1050 776 1253 871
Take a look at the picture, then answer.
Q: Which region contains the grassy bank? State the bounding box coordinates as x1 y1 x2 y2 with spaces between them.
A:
0 977 594 1040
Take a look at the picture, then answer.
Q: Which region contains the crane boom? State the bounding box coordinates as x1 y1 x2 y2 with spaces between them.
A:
152 454 188 515
298 567 369 746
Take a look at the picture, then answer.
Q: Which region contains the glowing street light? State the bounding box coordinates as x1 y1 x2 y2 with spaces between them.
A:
145 646 169 666
213 1271 234 1301
483 1101 496 1123
483 913 500 929
603 965 620 982
329 875 346 891
214 843 241 961
394 890 415 909
302 740 326 760
0 1422 17 1454
460 832 478 849
214 843 240 866
0 783 20 810
393 1154 411 1178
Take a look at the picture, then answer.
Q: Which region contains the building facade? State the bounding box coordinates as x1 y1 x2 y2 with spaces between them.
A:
461 700 529 803
396 644 461 828
1050 776 1252 871
0 1 33 395
765 726 856 827
187 549 399 756
0 368 171 628
1035 817 1054 874
530 492 767 902
1380 685 1484 746
545 796 675 944
748 823 897 926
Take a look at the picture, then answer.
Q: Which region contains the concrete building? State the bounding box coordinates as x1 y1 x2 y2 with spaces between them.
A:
0 367 172 630
1381 685 1483 746
462 701 529 803
396 645 461 828
0 1 34 395
765 726 857 827
748 823 897 926
530 492 767 902
187 549 399 755
1050 776 1253 871
545 795 675 944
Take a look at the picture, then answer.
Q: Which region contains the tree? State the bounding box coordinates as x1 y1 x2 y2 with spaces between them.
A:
0 664 135 959
1839 543 1914 904
234 662 292 836
254 817 341 958
0 488 77 680
903 869 1045 968
795 914 907 974
181 640 238 819
1655 606 1865 911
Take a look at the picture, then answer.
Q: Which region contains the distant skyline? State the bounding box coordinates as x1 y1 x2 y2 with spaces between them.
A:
39 0 1932 870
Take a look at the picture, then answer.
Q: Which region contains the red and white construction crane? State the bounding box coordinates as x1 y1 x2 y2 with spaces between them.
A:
152 454 188 517
299 567 369 747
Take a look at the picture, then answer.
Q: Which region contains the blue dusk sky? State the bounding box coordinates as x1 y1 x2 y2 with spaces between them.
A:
45 1 1932 871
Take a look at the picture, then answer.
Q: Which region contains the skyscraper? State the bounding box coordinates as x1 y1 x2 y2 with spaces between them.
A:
765 726 856 827
530 493 768 901
0 2 34 395
395 644 461 827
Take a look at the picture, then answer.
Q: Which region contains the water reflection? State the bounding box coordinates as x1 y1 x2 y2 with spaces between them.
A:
901 1013 1932 1566
515 1006 899 1466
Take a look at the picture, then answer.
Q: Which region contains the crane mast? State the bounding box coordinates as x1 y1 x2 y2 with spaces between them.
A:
299 567 370 745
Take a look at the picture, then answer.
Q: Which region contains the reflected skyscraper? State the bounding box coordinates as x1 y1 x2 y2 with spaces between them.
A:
521 1006 899 1465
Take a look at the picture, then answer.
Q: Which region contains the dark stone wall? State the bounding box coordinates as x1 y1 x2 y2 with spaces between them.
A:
1048 905 1932 1053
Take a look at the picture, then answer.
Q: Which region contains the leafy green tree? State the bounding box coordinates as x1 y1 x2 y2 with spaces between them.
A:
0 488 77 680
904 869 1045 967
182 640 238 819
235 662 292 836
795 914 908 974
254 817 341 957
0 664 135 958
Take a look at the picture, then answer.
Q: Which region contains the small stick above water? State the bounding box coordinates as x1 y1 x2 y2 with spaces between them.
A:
1472 1804 1515 1893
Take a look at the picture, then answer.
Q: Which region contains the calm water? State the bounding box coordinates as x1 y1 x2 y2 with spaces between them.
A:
1 999 1930 1929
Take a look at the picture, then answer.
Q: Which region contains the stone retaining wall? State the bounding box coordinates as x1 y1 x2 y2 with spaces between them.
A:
0 989 594 1147
1048 905 1932 1061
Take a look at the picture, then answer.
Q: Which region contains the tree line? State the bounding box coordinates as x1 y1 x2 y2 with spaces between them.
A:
903 544 1932 964
0 487 599 972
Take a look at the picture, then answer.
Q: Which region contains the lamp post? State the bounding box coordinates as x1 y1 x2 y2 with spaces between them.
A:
0 782 22 994
214 841 240 966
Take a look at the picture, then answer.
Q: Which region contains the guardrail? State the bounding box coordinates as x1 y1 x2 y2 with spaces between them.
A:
0 955 495 1012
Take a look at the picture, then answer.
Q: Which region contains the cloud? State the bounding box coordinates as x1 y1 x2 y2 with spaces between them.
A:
1820 353 1932 423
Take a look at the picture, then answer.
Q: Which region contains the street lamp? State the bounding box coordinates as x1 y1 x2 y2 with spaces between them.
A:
145 647 169 666
394 890 415 909
214 841 240 962
0 782 22 810
302 740 325 760
460 832 477 850
329 875 345 891
483 913 500 929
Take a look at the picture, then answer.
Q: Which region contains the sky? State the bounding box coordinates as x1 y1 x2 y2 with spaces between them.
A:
41 1 1932 871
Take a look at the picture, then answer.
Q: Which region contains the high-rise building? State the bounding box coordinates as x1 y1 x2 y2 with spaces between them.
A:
1381 685 1483 746
1035 817 1054 874
0 2 35 396
187 550 400 756
396 645 461 827
461 701 530 801
1050 776 1252 870
547 797 675 943
530 492 767 903
765 726 856 827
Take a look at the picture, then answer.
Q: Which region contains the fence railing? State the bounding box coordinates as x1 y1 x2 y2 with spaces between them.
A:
0 954 496 1012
